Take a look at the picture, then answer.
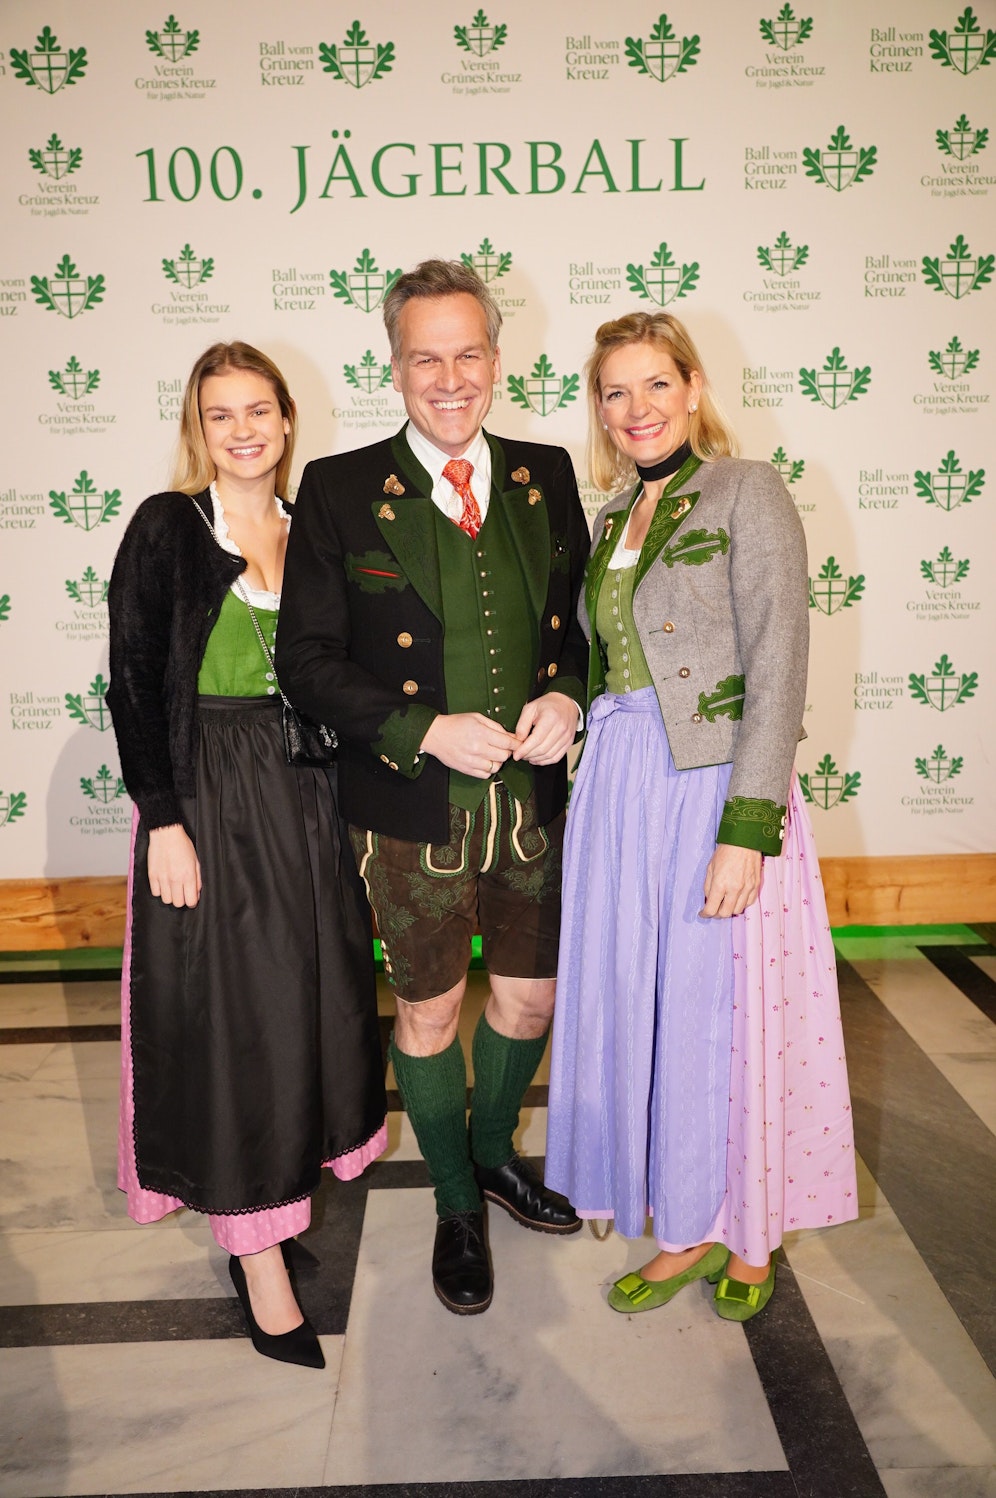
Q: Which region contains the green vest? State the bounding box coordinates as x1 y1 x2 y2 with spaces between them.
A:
433 498 536 810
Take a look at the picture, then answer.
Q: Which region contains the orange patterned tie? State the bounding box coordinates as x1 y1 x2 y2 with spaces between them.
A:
442 458 482 540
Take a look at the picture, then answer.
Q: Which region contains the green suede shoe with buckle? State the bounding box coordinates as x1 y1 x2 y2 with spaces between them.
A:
713 1254 777 1321
607 1241 729 1314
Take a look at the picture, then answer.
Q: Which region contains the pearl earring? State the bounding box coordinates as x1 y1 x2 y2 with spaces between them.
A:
689 405 697 413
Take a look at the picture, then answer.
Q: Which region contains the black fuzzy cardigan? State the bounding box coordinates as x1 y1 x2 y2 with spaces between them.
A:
106 489 246 830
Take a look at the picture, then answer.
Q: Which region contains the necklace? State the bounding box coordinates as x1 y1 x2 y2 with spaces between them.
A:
635 440 692 483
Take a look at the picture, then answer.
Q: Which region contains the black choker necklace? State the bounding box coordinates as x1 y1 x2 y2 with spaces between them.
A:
635 441 692 483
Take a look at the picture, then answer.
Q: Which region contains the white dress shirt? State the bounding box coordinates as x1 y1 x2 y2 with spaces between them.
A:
405 424 492 524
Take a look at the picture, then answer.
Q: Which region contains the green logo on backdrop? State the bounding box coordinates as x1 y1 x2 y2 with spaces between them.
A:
922 236 994 299
461 239 512 282
915 451 984 510
29 134 82 181
11 27 87 92
908 654 978 711
49 356 101 400
319 21 395 87
330 250 400 312
757 231 808 275
81 764 127 803
626 14 700 80
936 114 989 161
66 567 109 606
803 126 876 190
921 547 970 586
0 594 10 625
627 243 699 305
809 557 865 613
799 348 871 408
771 446 805 483
760 6 813 48
49 472 121 531
145 14 200 60
0 791 28 828
929 336 979 379
799 754 861 809
162 243 214 287
508 356 579 415
31 256 105 319
915 745 963 782
929 7 996 73
455 10 507 55
65 675 112 731
344 351 392 392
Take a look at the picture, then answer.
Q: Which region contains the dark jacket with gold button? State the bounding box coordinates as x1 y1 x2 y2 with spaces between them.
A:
278 427 590 843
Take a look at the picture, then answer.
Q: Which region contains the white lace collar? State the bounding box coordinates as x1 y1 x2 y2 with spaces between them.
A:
209 482 289 610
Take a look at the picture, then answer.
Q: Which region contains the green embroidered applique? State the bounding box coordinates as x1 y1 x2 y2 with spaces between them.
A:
697 674 745 722
660 526 730 568
717 796 786 854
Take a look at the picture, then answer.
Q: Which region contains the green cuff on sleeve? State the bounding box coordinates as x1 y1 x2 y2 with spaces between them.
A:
371 704 437 780
716 796 786 856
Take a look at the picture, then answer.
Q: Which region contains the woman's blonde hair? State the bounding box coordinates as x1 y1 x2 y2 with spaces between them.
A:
585 312 738 493
171 341 297 498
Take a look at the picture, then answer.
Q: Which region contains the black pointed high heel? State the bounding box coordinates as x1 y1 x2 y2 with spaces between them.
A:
228 1253 325 1369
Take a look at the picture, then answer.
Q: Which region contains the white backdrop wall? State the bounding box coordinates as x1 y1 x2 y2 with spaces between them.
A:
1 0 994 878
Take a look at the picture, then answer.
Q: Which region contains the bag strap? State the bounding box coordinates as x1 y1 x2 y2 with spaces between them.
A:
190 496 293 711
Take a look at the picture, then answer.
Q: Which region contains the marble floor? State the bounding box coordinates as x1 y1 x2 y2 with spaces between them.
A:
1 927 994 1498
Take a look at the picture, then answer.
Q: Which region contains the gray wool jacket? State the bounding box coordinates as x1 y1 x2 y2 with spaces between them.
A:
584 455 808 854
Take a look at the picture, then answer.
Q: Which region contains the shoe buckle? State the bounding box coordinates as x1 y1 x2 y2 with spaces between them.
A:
718 1277 760 1307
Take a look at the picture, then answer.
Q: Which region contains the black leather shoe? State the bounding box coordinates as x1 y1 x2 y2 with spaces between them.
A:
474 1155 582 1234
229 1254 325 1369
432 1210 493 1315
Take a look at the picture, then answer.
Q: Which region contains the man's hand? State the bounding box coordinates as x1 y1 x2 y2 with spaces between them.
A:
147 824 202 908
420 712 520 778
510 692 578 766
700 842 762 918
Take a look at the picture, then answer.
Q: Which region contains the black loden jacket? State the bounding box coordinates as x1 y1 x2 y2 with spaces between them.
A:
106 489 246 830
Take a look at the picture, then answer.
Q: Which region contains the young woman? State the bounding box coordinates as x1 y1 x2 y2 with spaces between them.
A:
546 313 856 1320
108 342 386 1367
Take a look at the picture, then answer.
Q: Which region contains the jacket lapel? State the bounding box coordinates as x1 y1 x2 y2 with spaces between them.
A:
585 502 632 622
634 453 704 590
368 429 443 621
485 432 549 620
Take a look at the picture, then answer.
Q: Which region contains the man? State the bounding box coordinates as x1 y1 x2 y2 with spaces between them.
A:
278 259 589 1315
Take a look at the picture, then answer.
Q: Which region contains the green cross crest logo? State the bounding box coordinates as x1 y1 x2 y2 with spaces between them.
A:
65 675 113 732
80 765 127 804
757 232 809 276
914 451 985 511
799 348 871 409
319 21 395 87
799 754 861 810
0 791 28 828
50 472 122 532
626 14 700 80
0 594 10 625
330 250 401 313
915 745 963 783
803 127 877 191
627 243 699 305
29 134 83 181
344 351 392 393
929 7 996 73
31 256 105 320
461 239 512 282
760 6 813 49
455 10 507 55
163 244 214 288
770 447 805 484
928 336 979 380
66 567 109 607
908 655 978 712
936 114 989 161
809 557 865 614
922 235 994 299
146 15 200 60
508 356 580 417
11 27 87 93
49 356 101 401
921 547 970 588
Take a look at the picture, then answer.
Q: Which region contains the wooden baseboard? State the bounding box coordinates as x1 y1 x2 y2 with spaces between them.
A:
1 855 994 950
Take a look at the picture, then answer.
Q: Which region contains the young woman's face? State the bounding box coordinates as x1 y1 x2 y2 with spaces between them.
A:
199 369 289 491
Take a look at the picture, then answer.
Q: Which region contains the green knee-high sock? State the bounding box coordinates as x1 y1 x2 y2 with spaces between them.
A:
389 1035 481 1218
469 1014 549 1168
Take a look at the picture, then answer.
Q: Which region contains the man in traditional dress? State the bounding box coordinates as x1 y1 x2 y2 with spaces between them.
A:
278 260 589 1313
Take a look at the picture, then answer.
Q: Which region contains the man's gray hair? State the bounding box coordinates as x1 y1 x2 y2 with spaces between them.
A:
383 258 503 359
